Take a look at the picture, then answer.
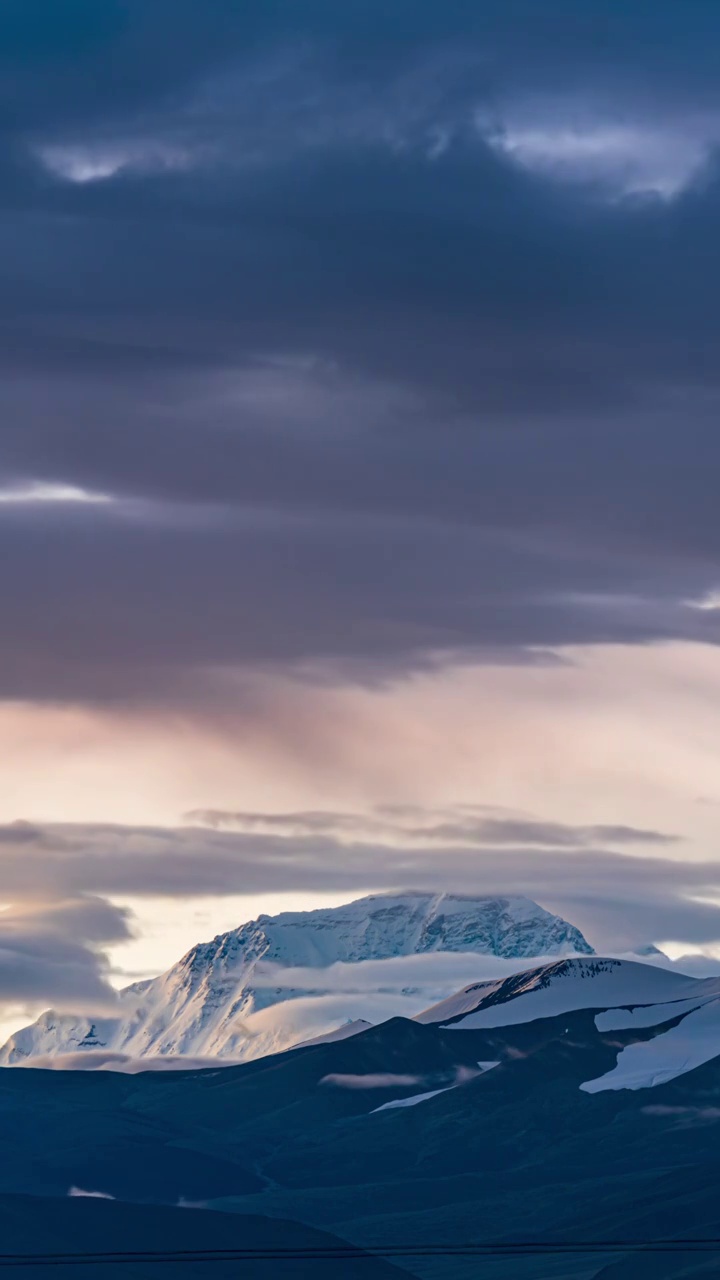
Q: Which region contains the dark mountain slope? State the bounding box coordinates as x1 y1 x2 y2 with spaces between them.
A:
3 988 720 1278
0 1193 413 1279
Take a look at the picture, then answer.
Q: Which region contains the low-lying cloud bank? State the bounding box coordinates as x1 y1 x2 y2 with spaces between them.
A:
26 1050 236 1073
321 1065 485 1092
321 1072 422 1089
250 951 587 995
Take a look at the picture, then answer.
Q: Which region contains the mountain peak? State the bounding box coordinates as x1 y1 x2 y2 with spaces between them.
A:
0 891 592 1067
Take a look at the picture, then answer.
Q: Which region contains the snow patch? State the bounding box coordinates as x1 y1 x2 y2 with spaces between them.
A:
582 998 720 1092
373 1086 452 1111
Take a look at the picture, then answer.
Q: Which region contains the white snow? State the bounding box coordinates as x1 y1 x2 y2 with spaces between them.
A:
582 995 720 1092
595 996 716 1032
372 1086 453 1111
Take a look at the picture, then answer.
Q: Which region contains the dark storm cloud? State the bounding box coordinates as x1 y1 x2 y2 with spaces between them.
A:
0 812 714 951
1 497 718 702
3 3 720 702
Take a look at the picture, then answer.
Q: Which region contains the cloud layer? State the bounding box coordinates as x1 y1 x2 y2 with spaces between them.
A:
0 896 127 1010
0 808 715 953
30 1052 235 1074
2 2 720 711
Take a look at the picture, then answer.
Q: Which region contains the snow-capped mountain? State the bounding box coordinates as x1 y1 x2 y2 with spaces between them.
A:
0 891 592 1066
417 955 720 1090
415 956 692 1028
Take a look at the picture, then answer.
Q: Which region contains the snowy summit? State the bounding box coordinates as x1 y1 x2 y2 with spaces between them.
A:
0 892 592 1066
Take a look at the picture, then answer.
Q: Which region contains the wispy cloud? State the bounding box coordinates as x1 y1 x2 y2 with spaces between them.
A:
320 1072 422 1089
29 1051 234 1073
479 108 720 199
187 804 678 850
37 140 198 185
641 1105 720 1126
0 482 112 505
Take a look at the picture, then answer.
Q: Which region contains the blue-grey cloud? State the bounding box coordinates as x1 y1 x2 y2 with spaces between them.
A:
0 896 127 1008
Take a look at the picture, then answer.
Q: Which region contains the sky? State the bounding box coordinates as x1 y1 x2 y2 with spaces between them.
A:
3 0 720 1037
